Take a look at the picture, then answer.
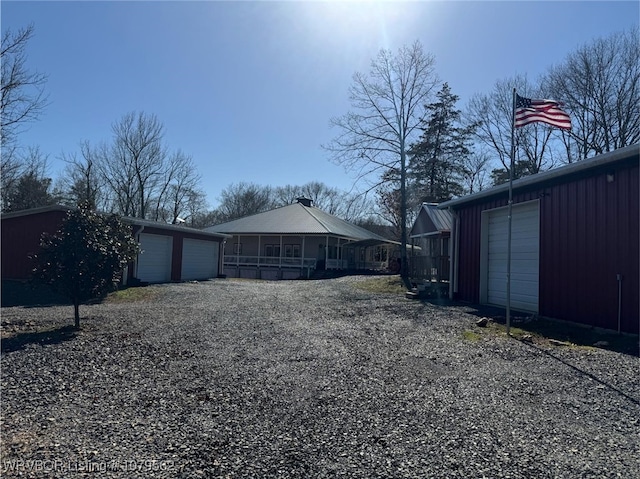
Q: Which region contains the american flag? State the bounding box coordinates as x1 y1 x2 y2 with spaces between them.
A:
514 94 571 130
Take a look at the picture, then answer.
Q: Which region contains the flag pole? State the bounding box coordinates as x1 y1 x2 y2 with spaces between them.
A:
507 88 516 335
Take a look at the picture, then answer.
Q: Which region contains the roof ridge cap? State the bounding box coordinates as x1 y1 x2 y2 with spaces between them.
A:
299 204 333 233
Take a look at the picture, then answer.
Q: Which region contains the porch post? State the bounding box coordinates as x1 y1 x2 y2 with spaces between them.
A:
258 235 261 268
325 235 329 268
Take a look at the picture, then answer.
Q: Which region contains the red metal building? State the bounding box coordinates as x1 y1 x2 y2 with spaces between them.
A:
1 205 229 286
439 144 639 334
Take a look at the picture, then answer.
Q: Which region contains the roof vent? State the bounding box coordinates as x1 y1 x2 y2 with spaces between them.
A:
296 197 313 207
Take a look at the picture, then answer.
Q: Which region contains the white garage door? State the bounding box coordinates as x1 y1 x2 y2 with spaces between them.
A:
487 201 539 312
181 238 219 280
137 233 173 283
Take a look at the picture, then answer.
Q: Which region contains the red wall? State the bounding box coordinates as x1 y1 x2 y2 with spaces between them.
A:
539 161 638 333
453 157 639 334
3 213 224 283
1 210 68 280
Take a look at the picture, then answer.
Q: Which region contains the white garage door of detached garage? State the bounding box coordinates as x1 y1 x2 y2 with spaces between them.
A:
137 233 173 283
481 200 540 313
181 238 219 281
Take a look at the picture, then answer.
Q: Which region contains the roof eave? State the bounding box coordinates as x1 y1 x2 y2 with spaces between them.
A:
439 144 639 210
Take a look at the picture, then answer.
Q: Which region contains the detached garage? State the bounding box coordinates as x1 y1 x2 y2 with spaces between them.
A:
127 219 229 284
440 144 639 334
1 206 230 286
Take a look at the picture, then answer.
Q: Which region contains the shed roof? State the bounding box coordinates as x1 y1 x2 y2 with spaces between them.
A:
205 202 392 243
410 203 453 238
439 143 639 209
1 205 230 240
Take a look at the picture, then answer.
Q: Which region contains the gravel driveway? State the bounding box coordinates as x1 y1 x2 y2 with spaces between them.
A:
2 276 639 478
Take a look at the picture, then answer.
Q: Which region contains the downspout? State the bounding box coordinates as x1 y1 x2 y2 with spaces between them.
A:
448 208 458 300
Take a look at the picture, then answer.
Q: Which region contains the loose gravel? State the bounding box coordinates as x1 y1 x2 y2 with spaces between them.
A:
1 276 639 478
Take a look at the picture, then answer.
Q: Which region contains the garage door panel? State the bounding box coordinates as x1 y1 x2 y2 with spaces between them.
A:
485 201 539 313
137 234 173 283
181 238 219 280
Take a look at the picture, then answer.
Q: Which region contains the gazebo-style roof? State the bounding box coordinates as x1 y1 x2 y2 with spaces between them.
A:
205 199 392 244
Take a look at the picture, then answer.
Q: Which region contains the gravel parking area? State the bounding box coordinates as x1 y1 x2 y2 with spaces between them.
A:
2 276 639 478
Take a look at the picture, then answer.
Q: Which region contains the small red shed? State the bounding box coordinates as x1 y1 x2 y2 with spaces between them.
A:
439 144 639 334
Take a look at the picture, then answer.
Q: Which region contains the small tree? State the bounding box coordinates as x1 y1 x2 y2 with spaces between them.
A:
31 203 139 329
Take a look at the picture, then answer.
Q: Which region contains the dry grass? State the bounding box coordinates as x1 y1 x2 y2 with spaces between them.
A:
352 275 407 294
106 286 158 303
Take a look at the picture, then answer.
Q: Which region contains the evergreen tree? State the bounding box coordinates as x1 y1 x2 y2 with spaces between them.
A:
409 83 477 203
4 171 57 211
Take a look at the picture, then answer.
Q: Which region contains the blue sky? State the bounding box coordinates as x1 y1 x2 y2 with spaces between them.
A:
3 1 638 208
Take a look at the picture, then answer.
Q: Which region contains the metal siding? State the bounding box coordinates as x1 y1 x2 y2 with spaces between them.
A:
1 211 67 279
538 162 639 333
452 157 637 334
623 165 639 333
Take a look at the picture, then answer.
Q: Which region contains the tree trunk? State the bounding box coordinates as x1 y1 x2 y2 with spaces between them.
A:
73 301 81 329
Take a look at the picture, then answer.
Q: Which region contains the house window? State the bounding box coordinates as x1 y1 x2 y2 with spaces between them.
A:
284 244 301 258
234 243 242 254
265 245 280 257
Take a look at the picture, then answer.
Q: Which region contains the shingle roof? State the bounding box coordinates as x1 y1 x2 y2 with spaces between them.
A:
205 202 391 242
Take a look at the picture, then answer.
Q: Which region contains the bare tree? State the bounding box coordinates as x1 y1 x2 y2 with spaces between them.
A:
56 141 104 209
466 75 557 183
153 150 206 224
323 41 439 286
460 150 491 194
1 24 49 212
272 184 302 206
544 27 640 160
57 115 208 222
295 181 368 219
213 180 373 226
214 182 274 223
1 23 48 148
106 112 168 218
